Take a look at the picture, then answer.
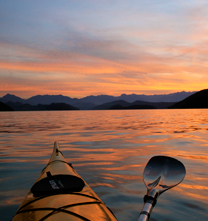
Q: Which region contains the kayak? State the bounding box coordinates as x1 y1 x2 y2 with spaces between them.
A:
12 141 117 221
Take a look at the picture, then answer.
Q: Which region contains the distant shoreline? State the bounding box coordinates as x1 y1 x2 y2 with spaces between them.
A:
1 89 208 111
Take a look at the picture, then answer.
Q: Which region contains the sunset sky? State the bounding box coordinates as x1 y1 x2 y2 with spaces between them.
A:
0 0 208 98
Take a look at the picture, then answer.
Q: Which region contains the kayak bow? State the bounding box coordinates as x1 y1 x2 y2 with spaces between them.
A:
12 141 117 221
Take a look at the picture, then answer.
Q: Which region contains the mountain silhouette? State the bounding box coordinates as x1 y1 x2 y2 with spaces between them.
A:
0 91 197 110
1 94 25 103
0 101 14 111
170 89 208 108
80 91 195 104
109 104 156 110
4 102 79 111
118 91 195 103
93 100 174 110
26 95 78 105
93 100 130 110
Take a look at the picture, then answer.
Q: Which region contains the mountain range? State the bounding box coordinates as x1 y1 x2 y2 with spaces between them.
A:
0 101 14 111
93 100 174 110
169 89 208 108
0 91 195 110
1 89 208 111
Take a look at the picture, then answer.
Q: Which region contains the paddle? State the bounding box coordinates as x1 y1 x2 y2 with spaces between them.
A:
138 156 186 221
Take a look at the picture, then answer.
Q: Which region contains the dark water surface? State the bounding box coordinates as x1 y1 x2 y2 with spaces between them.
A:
0 109 208 220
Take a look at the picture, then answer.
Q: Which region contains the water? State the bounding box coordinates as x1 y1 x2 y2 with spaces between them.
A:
0 109 208 221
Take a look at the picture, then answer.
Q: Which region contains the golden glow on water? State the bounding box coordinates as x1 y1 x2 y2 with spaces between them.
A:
90 183 115 188
178 190 208 202
100 173 142 182
180 183 208 191
0 109 208 220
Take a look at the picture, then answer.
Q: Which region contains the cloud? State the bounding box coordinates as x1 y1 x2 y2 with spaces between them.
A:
1 0 208 97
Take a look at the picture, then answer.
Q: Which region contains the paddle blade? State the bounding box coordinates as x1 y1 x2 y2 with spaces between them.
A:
143 156 186 194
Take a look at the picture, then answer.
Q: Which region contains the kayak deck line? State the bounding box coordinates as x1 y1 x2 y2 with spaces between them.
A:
12 141 118 221
15 201 103 221
16 192 104 213
16 207 92 221
39 201 103 221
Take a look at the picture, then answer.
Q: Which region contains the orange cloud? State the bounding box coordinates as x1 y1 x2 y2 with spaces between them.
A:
1 37 207 98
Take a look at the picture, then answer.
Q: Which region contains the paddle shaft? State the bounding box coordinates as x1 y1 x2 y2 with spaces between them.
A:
138 201 154 221
138 189 158 221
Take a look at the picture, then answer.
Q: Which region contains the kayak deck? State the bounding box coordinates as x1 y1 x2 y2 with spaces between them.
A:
12 142 117 221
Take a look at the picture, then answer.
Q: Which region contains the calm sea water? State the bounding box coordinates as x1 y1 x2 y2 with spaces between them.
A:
0 109 208 221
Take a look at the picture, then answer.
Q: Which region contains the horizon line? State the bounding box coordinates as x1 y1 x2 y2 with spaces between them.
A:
0 90 198 100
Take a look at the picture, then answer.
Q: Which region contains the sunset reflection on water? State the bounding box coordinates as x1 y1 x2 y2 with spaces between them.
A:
0 109 208 220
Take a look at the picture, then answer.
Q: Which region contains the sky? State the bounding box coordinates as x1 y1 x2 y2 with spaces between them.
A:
0 0 208 98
